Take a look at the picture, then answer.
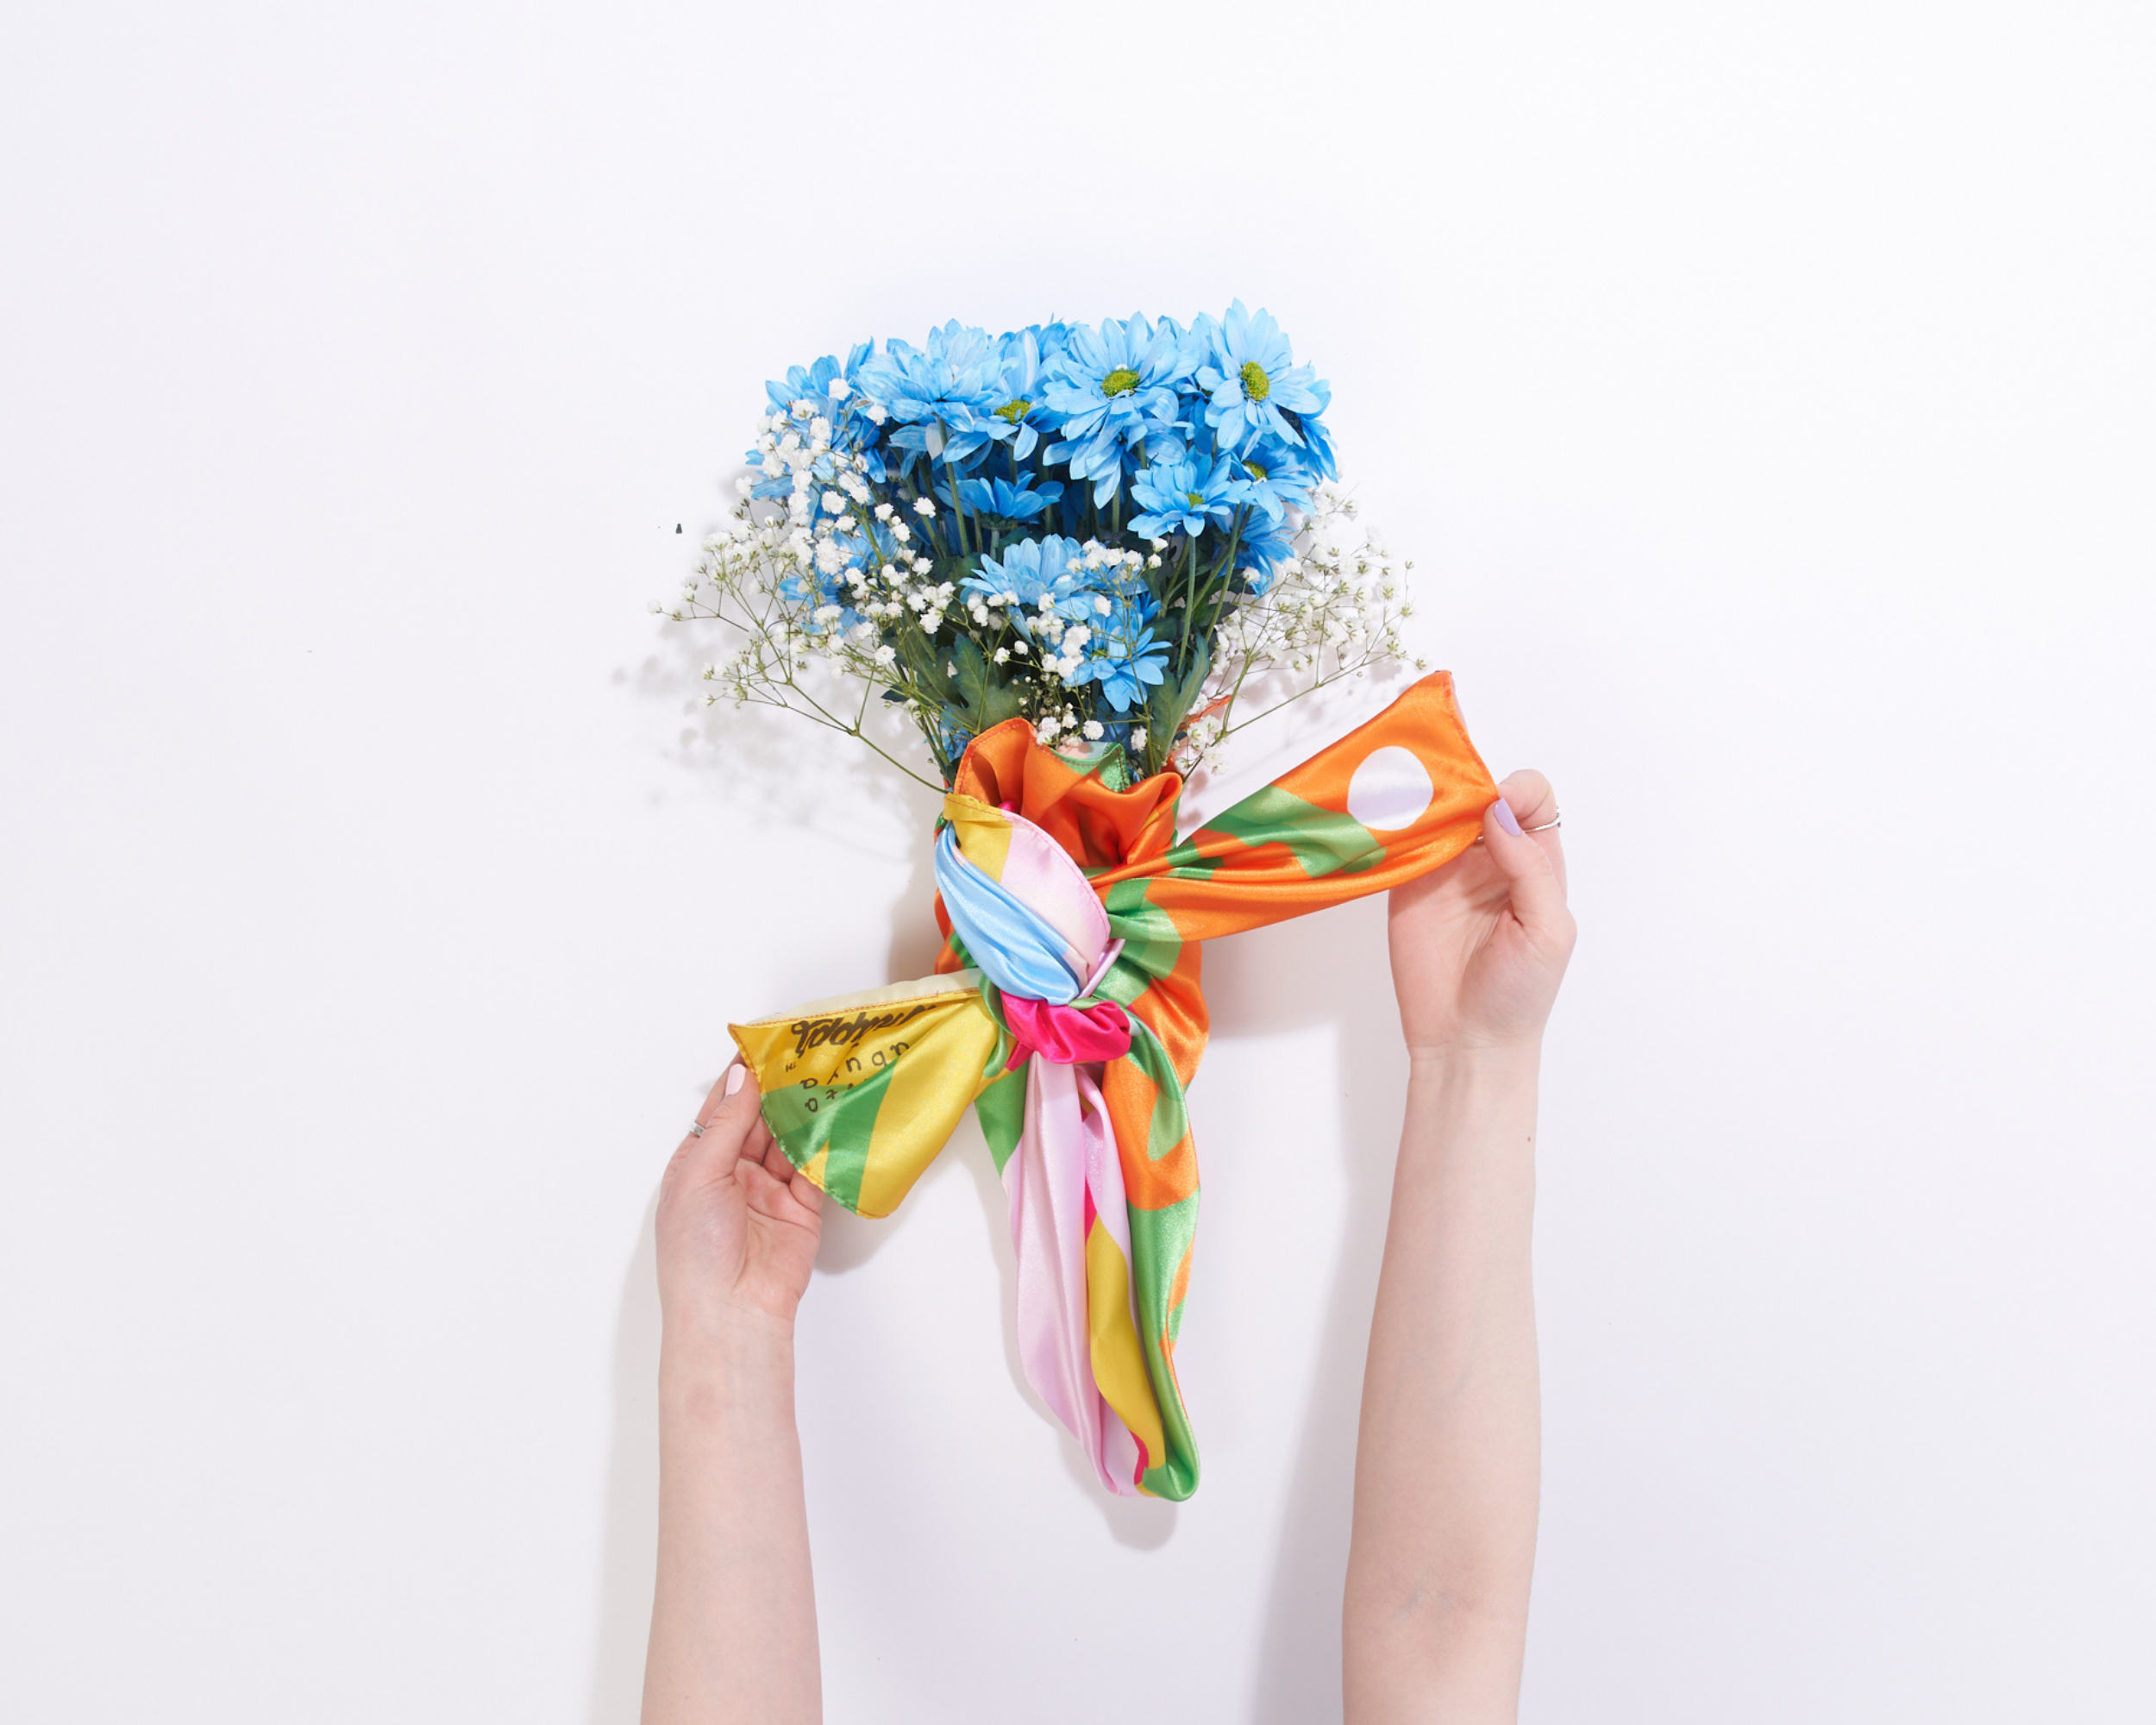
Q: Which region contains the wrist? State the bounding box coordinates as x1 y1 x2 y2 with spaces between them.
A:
1402 1040 1543 1132
661 1301 796 1386
1405 1038 1543 1082
660 1323 797 1450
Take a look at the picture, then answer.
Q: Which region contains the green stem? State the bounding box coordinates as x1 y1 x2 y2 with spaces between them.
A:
1219 656 1376 740
945 450 974 557
1196 506 1246 661
1177 531 1200 670
780 674 946 791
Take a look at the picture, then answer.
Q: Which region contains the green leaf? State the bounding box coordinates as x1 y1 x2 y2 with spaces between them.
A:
1177 634 1212 712
896 627 957 705
948 636 992 721
1138 635 1213 778
946 635 1025 733
1144 683 1190 770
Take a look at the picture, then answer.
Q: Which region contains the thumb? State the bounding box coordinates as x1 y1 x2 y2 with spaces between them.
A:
1482 794 1570 942
669 1058 764 1189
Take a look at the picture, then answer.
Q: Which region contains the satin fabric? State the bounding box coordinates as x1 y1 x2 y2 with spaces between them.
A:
730 670 1499 1499
932 826 1093 1003
1000 994 1132 1071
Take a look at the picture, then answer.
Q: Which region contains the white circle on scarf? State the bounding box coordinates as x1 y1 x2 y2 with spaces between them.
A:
1346 745 1434 831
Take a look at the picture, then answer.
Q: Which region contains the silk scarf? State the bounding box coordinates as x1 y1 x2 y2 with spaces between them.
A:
730 671 1497 1499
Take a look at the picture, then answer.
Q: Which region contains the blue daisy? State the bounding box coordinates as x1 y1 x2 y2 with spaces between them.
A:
951 474 1066 523
856 322 1005 466
1039 315 1195 505
745 343 887 496
1228 516 1299 591
975 325 1067 463
961 535 1095 637
1226 435 1318 524
761 345 869 423
1127 452 1242 539
1069 587 1170 713
1193 300 1331 455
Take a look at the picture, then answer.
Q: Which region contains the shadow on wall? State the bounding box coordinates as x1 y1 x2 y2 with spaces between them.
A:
1206 897 1407 1725
621 610 944 864
586 1193 661 1725
820 820 1183 1553
579 822 1176 1721
584 625 951 1721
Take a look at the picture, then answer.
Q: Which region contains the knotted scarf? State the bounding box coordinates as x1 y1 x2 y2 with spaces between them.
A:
729 671 1498 1499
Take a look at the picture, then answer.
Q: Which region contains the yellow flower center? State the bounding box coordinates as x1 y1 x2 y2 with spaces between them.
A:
1239 360 1270 400
1244 460 1268 480
994 398 1031 423
1100 367 1142 397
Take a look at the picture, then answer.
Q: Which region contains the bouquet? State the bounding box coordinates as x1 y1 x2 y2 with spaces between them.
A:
661 308 1499 1502
661 304 1423 791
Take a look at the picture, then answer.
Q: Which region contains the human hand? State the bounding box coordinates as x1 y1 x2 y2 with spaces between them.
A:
655 1063 824 1335
1388 770 1576 1058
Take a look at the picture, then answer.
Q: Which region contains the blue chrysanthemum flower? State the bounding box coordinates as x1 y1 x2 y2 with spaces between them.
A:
1229 516 1299 591
1039 315 1195 505
962 534 1094 637
1226 435 1318 524
975 326 1066 463
745 343 887 497
774 513 899 631
1069 587 1170 713
761 345 869 423
856 322 1004 465
774 564 864 632
1193 300 1331 455
1288 407 1338 480
951 474 1065 523
1127 452 1242 539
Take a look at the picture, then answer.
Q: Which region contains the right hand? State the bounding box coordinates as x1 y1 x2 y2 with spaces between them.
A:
1387 769 1576 1057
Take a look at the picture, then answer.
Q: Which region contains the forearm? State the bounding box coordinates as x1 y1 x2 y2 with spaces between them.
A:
1344 1046 1542 1722
642 1312 820 1725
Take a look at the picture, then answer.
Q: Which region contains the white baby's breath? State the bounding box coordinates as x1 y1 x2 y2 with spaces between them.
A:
660 471 1420 790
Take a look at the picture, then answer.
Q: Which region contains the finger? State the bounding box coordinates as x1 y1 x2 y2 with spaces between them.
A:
679 1058 763 1177
762 1130 823 1208
757 1131 792 1182
754 1130 824 1216
1482 793 1570 938
1496 768 1555 829
1496 768 1566 895
695 1057 761 1131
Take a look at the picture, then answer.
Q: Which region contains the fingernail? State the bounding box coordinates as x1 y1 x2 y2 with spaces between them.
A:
724 1062 746 1096
1492 797 1523 836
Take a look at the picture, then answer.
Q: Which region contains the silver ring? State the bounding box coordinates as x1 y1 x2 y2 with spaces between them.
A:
686 1121 705 1138
1526 811 1562 832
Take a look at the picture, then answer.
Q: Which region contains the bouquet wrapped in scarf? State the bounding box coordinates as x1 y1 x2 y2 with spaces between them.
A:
662 307 1499 1499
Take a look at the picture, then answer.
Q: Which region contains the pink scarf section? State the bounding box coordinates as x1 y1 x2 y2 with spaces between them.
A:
1006 1057 1147 1496
1000 994 1132 1071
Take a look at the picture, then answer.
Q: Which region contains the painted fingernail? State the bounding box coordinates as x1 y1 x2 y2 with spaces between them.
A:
1492 797 1523 836
724 1062 746 1096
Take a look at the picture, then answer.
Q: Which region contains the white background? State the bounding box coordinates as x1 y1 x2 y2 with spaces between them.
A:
3 3 2152 1720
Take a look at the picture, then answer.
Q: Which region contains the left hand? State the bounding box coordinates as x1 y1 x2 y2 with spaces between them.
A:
655 1063 824 1334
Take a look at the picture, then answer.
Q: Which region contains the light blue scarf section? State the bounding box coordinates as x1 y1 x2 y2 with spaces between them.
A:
932 825 1084 1004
